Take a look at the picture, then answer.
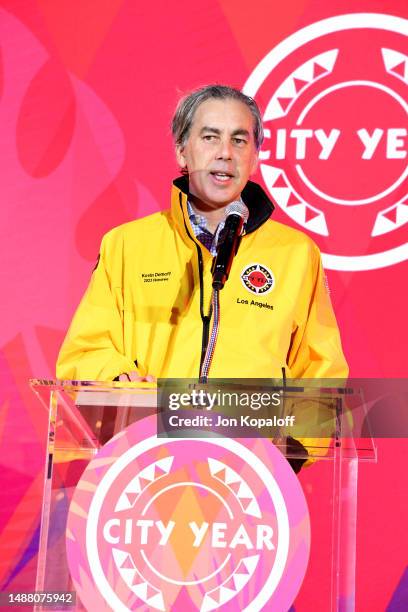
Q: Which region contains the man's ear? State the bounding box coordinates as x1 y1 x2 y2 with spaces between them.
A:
250 151 259 175
175 145 187 170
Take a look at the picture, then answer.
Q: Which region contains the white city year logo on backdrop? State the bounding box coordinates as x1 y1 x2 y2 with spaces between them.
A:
244 13 408 271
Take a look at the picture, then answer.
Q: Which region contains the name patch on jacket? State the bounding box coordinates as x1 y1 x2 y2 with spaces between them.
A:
141 271 172 283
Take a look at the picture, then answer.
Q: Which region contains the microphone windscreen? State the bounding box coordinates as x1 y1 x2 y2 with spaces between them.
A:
225 200 249 223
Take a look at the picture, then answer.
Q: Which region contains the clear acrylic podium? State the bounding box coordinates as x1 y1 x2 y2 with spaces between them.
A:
30 379 376 612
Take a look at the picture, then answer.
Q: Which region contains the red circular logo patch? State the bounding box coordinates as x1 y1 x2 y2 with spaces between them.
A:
241 263 275 294
244 14 408 270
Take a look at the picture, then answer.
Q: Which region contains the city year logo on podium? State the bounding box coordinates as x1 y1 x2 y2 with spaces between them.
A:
244 13 408 271
66 416 310 611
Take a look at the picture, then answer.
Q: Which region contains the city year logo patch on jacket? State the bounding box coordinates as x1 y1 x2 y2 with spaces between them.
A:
241 263 275 295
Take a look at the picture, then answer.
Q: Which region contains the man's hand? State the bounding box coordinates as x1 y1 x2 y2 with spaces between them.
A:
118 372 156 382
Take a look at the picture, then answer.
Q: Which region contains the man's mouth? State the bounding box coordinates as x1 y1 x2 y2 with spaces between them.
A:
210 171 234 183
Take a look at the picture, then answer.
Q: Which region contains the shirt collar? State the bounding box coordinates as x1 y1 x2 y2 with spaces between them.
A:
187 201 209 231
187 198 245 234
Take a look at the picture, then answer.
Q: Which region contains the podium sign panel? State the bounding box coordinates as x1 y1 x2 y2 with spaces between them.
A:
30 380 375 612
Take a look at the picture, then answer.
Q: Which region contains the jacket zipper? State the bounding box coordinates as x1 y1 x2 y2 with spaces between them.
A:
179 194 213 378
196 245 212 375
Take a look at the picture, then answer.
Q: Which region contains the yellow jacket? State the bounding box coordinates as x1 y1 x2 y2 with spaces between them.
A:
57 177 348 383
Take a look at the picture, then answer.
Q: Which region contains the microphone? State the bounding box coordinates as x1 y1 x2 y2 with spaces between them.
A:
212 201 249 290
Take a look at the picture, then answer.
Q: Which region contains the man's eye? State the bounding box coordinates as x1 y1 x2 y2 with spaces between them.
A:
233 138 246 145
203 134 217 141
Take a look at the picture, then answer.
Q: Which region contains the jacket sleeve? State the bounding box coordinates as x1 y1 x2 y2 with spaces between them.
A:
287 242 349 379
56 233 138 381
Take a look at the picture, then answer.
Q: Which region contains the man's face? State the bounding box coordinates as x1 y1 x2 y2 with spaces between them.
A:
176 98 259 209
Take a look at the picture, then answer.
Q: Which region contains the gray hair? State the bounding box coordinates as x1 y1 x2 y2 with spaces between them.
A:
171 84 264 151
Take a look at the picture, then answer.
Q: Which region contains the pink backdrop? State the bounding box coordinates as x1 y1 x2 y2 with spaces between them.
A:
0 1 407 609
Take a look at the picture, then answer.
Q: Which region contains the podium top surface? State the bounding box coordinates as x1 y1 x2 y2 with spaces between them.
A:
29 379 383 462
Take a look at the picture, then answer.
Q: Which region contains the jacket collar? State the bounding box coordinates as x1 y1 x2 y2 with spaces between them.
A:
171 175 274 242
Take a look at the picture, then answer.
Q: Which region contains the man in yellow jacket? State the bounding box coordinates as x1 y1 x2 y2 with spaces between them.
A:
56 85 348 466
57 84 348 384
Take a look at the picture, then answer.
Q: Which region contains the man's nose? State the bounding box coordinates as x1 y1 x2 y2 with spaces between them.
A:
216 138 233 159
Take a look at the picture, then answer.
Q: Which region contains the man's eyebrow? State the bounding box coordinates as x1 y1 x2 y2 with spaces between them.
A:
231 129 250 138
199 127 251 138
200 126 221 135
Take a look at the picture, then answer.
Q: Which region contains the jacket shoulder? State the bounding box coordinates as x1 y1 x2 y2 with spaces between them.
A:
262 218 321 253
101 210 171 245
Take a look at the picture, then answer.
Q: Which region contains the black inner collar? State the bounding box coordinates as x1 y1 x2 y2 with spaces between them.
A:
173 175 274 235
